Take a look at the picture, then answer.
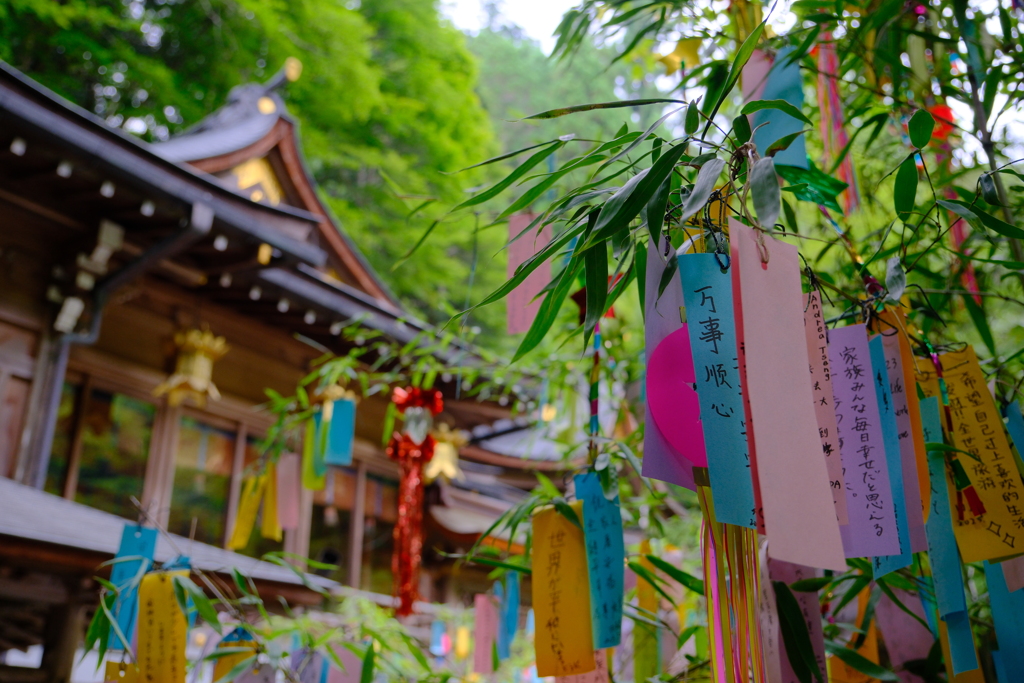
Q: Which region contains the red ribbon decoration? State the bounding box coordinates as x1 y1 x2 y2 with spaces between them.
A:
392 386 443 415
386 385 442 616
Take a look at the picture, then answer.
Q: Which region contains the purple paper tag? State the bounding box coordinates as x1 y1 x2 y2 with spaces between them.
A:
829 324 901 558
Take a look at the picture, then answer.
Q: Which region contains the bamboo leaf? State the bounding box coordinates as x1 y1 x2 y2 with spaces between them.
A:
584 242 609 337
645 554 705 596
790 576 832 592
523 99 686 120
451 141 563 212
627 561 678 607
894 155 918 223
679 158 726 224
766 130 810 157
360 641 375 683
961 293 996 356
941 199 1024 240
741 98 812 125
773 581 823 683
750 157 781 230
824 643 898 680
907 109 935 148
513 257 583 361
685 101 700 135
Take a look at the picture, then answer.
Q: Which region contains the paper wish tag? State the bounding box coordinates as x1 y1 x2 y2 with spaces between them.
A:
879 328 928 552
768 559 826 683
555 649 609 683
803 291 848 524
104 662 138 683
939 346 1022 562
137 571 189 683
646 325 707 468
828 324 900 559
531 502 596 678
868 335 911 578
641 233 696 491
575 472 624 649
730 220 844 570
679 252 755 528
108 524 158 649
473 593 498 674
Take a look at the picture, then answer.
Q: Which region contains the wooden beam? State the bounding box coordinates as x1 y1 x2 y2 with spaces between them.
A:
348 461 367 589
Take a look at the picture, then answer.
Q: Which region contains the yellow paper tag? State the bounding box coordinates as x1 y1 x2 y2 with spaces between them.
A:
229 475 266 550
137 570 189 683
915 357 941 400
454 625 470 660
104 661 139 683
212 638 257 682
532 502 596 678
302 418 326 490
261 462 282 542
941 347 1022 562
827 589 879 683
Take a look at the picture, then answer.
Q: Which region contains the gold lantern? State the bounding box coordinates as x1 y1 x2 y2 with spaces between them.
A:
153 328 229 407
423 423 468 483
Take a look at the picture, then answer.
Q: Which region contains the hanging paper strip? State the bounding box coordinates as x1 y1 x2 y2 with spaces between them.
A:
316 399 356 466
983 560 1024 675
261 461 282 542
756 539 783 683
802 291 848 524
679 253 756 528
108 524 158 649
228 474 266 550
641 234 696 490
473 593 499 674
879 327 928 551
454 626 470 661
555 649 609 683
137 570 189 683
277 452 301 530
293 650 326 683
646 324 706 468
575 472 624 649
104 661 139 683
213 627 274 683
828 324 900 558
875 588 935 677
827 589 880 683
750 45 808 169
634 540 660 683
939 347 1021 561
868 335 911 577
816 33 860 213
878 308 930 524
499 571 520 659
494 581 507 660
941 612 980 677
768 559 826 683
921 397 969 617
302 418 326 490
731 220 845 570
507 214 551 335
532 502 596 677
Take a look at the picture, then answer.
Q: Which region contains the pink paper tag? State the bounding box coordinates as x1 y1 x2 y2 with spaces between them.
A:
473 594 498 674
876 588 934 683
646 326 708 468
276 452 301 530
507 214 551 335
769 559 827 683
731 220 846 570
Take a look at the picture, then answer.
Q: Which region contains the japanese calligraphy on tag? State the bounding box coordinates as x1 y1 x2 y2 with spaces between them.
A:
880 330 928 552
940 346 1021 562
869 335 911 578
532 502 596 677
829 324 900 558
803 291 848 525
137 570 188 683
555 649 609 683
680 253 755 528
575 473 624 649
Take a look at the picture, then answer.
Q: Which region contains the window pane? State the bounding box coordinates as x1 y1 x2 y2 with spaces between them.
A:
75 390 155 520
44 382 79 494
309 505 352 584
168 417 236 545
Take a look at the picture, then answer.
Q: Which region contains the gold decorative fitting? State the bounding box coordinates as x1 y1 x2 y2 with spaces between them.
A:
424 423 468 484
284 57 303 82
257 97 277 115
314 383 358 405
153 328 229 407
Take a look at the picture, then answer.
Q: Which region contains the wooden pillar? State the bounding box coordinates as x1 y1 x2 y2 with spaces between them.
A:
348 460 367 589
62 375 93 499
40 584 83 683
140 402 182 527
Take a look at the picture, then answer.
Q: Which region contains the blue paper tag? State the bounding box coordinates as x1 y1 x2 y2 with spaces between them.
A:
316 399 356 466
869 335 911 577
984 560 1024 677
944 610 979 675
678 253 755 528
920 397 969 617
500 571 519 660
575 472 624 649
108 524 158 648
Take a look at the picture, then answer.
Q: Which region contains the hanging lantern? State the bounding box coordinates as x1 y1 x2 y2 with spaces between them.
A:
386 386 443 616
424 423 468 484
153 328 228 407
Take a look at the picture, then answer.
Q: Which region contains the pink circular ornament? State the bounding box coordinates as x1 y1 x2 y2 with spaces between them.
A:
646 325 708 467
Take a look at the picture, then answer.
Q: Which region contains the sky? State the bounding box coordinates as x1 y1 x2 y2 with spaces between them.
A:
441 0 580 52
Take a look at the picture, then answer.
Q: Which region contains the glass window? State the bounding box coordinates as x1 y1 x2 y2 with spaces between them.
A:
168 417 237 545
44 382 79 495
308 503 352 584
75 389 155 520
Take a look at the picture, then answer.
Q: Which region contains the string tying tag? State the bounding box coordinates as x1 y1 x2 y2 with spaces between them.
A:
754 228 770 265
